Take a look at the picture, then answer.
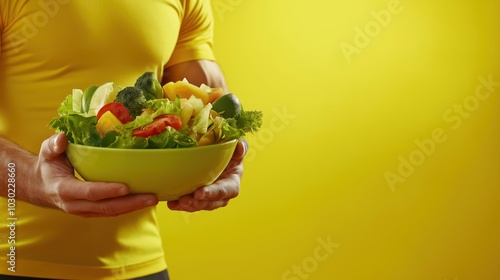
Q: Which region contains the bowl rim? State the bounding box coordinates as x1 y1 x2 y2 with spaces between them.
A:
67 139 238 152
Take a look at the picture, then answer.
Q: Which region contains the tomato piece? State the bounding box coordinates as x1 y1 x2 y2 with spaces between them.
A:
96 102 132 124
157 114 183 130
132 114 182 138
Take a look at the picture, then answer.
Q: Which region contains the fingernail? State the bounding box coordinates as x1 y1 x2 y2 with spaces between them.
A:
144 199 156 207
240 138 249 156
181 198 193 207
53 133 66 153
52 140 58 151
50 134 59 152
198 189 209 200
118 187 128 196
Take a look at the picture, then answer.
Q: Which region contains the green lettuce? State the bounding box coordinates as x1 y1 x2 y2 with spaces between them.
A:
236 110 263 134
106 131 149 149
121 98 181 130
146 127 197 149
49 95 102 146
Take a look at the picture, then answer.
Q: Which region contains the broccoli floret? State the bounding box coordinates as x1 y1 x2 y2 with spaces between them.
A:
134 72 164 100
115 87 147 118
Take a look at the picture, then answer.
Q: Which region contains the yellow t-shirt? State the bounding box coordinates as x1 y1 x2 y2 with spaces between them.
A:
0 0 215 278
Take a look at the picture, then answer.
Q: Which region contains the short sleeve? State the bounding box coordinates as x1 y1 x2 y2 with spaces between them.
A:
166 0 216 67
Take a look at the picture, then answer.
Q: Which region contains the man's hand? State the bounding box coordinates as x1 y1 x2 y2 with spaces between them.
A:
164 59 246 212
32 133 159 218
167 139 248 212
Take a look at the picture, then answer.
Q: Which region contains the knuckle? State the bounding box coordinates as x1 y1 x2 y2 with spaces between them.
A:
193 200 210 210
58 202 71 213
39 138 51 157
59 202 82 216
98 203 115 216
207 200 229 211
82 187 99 201
179 195 193 207
52 181 65 196
229 186 240 199
51 182 70 204
213 188 229 200
219 182 239 200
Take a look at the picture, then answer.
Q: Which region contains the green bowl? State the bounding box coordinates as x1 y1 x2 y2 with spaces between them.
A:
66 140 238 201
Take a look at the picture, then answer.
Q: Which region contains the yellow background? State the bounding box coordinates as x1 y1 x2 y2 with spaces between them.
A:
157 1 500 279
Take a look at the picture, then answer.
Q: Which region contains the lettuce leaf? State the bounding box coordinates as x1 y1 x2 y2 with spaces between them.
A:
147 127 197 149
237 110 263 133
98 125 196 149
49 114 101 146
191 103 213 134
122 98 181 130
107 131 149 149
220 118 244 140
145 97 181 116
57 94 77 115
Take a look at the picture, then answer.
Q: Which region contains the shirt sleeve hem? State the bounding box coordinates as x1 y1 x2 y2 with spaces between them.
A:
166 43 216 68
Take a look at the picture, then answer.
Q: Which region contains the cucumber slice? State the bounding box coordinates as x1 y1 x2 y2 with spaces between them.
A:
82 85 99 113
72 89 83 113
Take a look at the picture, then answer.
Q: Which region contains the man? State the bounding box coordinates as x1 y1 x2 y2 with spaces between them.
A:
0 0 245 279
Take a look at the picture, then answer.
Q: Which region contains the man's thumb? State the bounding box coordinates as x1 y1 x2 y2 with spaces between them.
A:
39 133 68 160
232 138 248 162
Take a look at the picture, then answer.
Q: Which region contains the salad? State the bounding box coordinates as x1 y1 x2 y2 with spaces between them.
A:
50 72 262 149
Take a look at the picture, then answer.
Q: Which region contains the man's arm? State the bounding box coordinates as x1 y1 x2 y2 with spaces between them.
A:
0 134 159 217
163 59 229 92
0 137 39 202
162 59 247 212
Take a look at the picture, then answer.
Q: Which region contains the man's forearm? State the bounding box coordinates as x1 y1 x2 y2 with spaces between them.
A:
0 136 38 201
163 60 229 92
